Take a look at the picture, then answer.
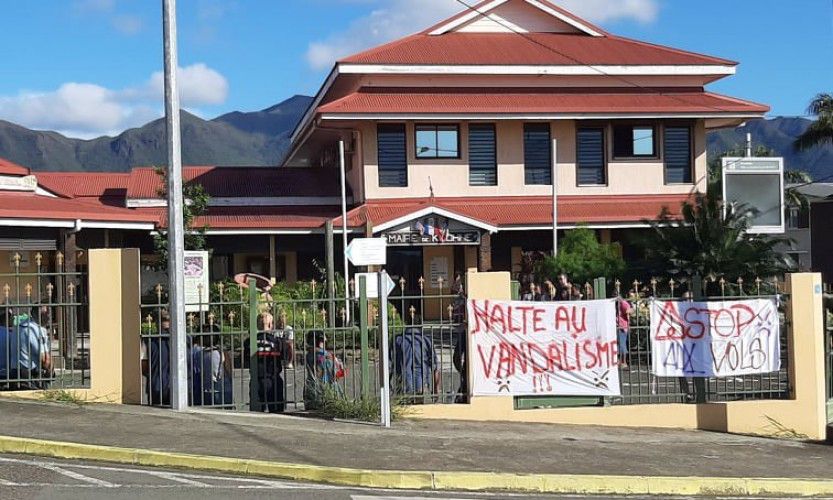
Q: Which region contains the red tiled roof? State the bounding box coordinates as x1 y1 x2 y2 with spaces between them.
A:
0 193 157 224
0 158 30 176
144 206 345 230
37 172 130 199
340 32 736 67
126 167 347 199
337 195 691 229
318 88 769 116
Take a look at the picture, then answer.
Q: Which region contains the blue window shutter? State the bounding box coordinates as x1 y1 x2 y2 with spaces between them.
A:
469 124 497 186
377 124 407 187
664 126 692 184
576 128 606 186
524 123 552 185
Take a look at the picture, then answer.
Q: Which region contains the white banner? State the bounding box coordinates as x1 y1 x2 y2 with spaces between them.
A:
650 299 781 377
468 299 621 397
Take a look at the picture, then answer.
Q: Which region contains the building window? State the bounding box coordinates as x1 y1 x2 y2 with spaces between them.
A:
576 127 606 186
469 123 497 186
613 124 657 159
786 206 810 229
378 124 407 187
415 124 459 159
664 126 693 184
524 123 552 185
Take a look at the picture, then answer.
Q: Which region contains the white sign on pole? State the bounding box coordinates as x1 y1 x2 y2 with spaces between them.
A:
183 251 209 312
722 157 785 234
345 238 387 266
650 299 781 378
467 299 621 397
354 272 395 299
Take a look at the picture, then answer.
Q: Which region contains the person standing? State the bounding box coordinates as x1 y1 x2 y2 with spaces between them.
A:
252 312 285 413
616 294 633 368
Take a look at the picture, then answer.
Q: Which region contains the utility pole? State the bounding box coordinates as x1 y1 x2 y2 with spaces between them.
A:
162 0 188 411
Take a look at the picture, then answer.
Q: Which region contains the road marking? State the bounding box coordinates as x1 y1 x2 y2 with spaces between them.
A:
352 497 475 500
36 463 118 488
147 472 211 487
0 478 18 486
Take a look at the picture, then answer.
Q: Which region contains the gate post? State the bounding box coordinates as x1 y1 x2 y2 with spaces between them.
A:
88 249 141 404
248 278 260 412
786 273 826 438
692 275 707 404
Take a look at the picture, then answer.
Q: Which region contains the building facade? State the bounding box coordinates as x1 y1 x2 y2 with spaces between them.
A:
1 0 769 290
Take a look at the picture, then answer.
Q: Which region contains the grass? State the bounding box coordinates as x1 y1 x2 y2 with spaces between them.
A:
314 385 411 423
39 389 88 406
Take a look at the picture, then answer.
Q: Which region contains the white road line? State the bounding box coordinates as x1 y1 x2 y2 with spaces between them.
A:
36 463 118 488
352 497 475 500
0 478 19 486
147 472 210 487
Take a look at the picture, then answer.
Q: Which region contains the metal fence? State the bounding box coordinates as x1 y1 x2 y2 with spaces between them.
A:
824 290 833 422
139 274 468 414
517 276 791 406
611 277 790 405
1 252 89 392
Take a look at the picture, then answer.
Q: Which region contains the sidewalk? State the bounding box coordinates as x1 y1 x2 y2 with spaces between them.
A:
2 398 833 495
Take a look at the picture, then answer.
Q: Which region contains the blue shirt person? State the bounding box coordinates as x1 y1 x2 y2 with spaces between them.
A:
0 315 52 390
393 315 439 395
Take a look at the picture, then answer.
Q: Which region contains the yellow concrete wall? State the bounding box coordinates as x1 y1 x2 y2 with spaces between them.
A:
359 119 707 200
409 271 829 441
0 249 142 404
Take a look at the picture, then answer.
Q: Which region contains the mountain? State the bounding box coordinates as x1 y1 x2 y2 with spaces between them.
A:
0 95 313 172
707 117 833 180
1 98 831 179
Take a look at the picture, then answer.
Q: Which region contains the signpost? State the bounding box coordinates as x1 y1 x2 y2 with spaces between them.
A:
353 272 395 299
379 270 392 428
345 238 388 266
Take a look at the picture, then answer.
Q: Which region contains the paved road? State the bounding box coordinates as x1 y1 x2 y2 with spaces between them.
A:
0 454 825 500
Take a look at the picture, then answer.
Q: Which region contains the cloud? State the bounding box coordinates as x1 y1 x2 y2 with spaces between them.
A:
306 0 660 70
112 15 143 36
0 64 229 138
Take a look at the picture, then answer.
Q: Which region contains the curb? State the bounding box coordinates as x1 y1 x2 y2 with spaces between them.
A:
2 435 833 496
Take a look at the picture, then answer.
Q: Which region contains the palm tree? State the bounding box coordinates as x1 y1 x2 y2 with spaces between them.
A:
784 170 813 209
795 93 833 151
644 192 793 282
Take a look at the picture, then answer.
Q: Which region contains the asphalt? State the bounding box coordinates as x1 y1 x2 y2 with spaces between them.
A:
1 398 832 480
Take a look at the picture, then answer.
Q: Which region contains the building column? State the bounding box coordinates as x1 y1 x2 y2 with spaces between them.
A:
478 232 492 272
599 229 612 245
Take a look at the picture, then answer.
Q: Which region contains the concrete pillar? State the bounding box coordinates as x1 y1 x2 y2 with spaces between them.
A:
268 235 277 281
785 273 826 438
478 232 492 272
88 249 142 404
510 246 523 278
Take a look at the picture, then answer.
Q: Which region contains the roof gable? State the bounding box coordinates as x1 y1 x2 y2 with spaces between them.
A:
428 0 605 37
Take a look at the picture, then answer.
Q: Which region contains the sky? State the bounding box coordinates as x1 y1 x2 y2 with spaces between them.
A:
0 0 831 138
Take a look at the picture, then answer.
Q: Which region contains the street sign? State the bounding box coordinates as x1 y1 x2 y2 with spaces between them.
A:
354 272 395 299
345 238 387 266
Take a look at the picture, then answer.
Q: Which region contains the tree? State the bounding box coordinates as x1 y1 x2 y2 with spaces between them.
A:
795 93 833 151
643 192 793 281
152 166 210 270
536 226 625 285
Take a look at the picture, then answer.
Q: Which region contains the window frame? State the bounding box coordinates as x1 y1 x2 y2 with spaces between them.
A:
575 125 608 187
468 122 498 187
612 122 659 160
662 123 695 186
414 123 461 160
523 122 553 186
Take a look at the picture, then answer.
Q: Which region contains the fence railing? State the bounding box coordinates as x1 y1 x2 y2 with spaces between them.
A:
518 276 791 405
1 252 89 392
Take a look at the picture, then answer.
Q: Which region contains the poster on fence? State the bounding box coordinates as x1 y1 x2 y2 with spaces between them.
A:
650 299 781 377
468 299 621 397
184 251 210 313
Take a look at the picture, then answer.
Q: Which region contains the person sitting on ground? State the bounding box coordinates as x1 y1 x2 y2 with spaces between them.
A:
0 311 52 390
